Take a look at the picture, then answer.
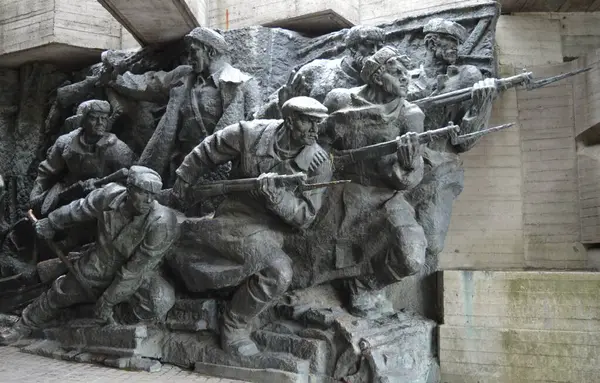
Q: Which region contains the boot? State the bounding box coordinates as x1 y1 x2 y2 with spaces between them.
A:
220 308 259 357
0 320 32 346
347 279 395 319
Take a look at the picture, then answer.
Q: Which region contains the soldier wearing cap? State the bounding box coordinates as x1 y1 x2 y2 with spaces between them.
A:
109 27 259 177
258 25 385 118
30 99 136 217
314 46 427 317
0 166 180 345
170 96 332 356
405 18 498 259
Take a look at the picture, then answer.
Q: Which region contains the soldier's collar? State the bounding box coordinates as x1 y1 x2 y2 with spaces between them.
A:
258 122 320 171
75 129 117 150
256 121 284 158
208 63 252 88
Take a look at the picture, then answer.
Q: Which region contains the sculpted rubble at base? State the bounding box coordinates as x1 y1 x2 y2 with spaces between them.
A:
0 166 180 345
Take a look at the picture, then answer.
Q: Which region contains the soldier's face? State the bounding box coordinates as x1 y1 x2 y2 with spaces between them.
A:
82 111 109 137
352 39 382 68
290 114 321 146
434 35 459 65
127 185 155 215
380 57 409 97
188 41 211 73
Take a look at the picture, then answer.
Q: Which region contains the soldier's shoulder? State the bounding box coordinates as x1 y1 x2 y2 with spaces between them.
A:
404 100 425 117
218 63 253 85
239 119 280 132
55 128 82 147
150 202 180 229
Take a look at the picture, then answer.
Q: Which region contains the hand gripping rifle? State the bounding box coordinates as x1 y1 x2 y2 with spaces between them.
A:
413 67 591 110
40 168 130 217
332 122 514 169
159 173 351 207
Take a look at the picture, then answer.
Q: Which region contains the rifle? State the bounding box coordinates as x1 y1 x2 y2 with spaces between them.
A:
159 173 350 206
56 46 155 108
27 210 96 301
333 123 460 167
414 67 591 110
41 168 130 216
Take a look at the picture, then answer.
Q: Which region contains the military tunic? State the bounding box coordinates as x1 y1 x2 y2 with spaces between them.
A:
22 183 180 328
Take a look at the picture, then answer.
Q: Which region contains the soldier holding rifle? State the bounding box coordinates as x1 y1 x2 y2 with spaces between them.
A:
0 166 179 345
30 100 136 217
171 96 333 357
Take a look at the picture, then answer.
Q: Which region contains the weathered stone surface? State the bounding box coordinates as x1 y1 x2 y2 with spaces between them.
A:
253 330 329 375
166 299 219 332
43 324 163 358
104 356 163 372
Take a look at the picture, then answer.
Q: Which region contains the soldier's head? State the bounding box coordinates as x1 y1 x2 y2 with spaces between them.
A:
79 100 111 141
361 46 411 98
423 18 467 65
281 97 328 146
126 166 162 215
185 27 229 73
345 26 385 70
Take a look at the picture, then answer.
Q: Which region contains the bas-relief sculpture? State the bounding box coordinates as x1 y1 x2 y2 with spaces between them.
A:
0 2 586 382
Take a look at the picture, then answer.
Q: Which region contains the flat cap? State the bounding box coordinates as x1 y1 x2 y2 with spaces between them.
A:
423 18 468 43
78 100 110 117
345 25 385 48
128 165 163 193
281 96 328 119
185 27 229 53
360 46 408 83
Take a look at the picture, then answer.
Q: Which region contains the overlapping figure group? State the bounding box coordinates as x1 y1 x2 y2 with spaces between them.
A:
1 20 500 357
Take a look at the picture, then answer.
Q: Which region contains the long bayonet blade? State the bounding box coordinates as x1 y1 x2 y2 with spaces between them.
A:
456 123 515 141
527 67 591 90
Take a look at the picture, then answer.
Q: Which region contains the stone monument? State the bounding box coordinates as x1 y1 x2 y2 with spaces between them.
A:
0 1 586 382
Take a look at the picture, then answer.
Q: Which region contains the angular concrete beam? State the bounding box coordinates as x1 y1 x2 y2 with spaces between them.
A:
97 0 203 46
208 0 358 34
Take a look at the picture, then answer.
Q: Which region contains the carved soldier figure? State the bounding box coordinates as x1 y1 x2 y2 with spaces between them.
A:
407 18 498 257
0 166 180 345
171 96 332 356
317 47 427 316
258 25 385 118
110 27 260 178
30 100 136 217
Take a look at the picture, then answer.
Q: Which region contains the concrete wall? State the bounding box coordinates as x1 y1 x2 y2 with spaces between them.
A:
440 270 600 382
0 0 56 56
0 0 125 67
208 0 358 33
440 12 600 270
